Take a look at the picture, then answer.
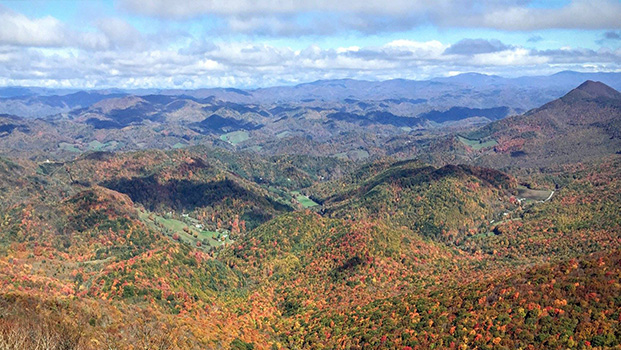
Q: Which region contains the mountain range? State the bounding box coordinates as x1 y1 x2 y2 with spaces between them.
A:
2 71 620 118
1 76 619 170
0 76 619 349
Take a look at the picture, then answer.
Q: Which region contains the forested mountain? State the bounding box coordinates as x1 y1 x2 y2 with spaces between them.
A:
0 80 619 349
451 81 621 169
2 72 620 119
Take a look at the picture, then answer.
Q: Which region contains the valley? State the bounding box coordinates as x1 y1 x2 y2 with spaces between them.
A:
0 78 618 349
1 1 620 348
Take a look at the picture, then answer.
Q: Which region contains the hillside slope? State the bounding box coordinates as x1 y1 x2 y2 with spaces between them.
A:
461 81 621 168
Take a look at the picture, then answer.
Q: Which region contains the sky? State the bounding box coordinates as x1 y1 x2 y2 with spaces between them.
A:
0 0 620 89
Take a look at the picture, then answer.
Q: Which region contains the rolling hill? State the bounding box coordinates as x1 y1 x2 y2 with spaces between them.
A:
0 79 618 349
458 81 621 168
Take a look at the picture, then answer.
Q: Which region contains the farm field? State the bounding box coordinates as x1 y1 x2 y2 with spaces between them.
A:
334 149 370 160
291 190 319 208
458 135 498 150
0 4 619 347
517 185 554 202
137 208 229 248
220 131 250 144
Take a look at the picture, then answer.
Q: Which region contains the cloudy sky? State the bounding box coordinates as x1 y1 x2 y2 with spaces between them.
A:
0 0 620 89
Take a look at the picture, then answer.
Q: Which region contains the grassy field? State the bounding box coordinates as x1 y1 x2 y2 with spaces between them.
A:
220 131 250 145
59 142 81 153
457 136 498 150
245 145 263 152
517 185 554 203
88 140 119 151
334 149 370 161
59 141 119 153
291 191 319 208
138 209 229 248
88 140 105 151
351 149 370 160
334 152 348 160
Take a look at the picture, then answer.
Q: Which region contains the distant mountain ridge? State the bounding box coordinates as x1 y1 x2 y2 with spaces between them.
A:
2 71 620 118
0 77 619 349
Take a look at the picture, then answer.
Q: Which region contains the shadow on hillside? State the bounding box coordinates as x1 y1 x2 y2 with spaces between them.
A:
101 176 291 214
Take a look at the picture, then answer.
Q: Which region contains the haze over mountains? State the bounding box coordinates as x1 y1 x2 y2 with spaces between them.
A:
2 71 620 118
1 0 620 347
0 73 619 171
0 67 620 349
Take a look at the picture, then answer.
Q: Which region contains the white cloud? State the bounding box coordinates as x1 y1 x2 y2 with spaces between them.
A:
444 39 512 55
467 0 621 31
0 3 619 89
95 18 144 49
470 48 549 66
118 0 621 34
0 6 68 47
383 40 447 59
1 36 619 89
118 0 440 18
0 7 159 51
